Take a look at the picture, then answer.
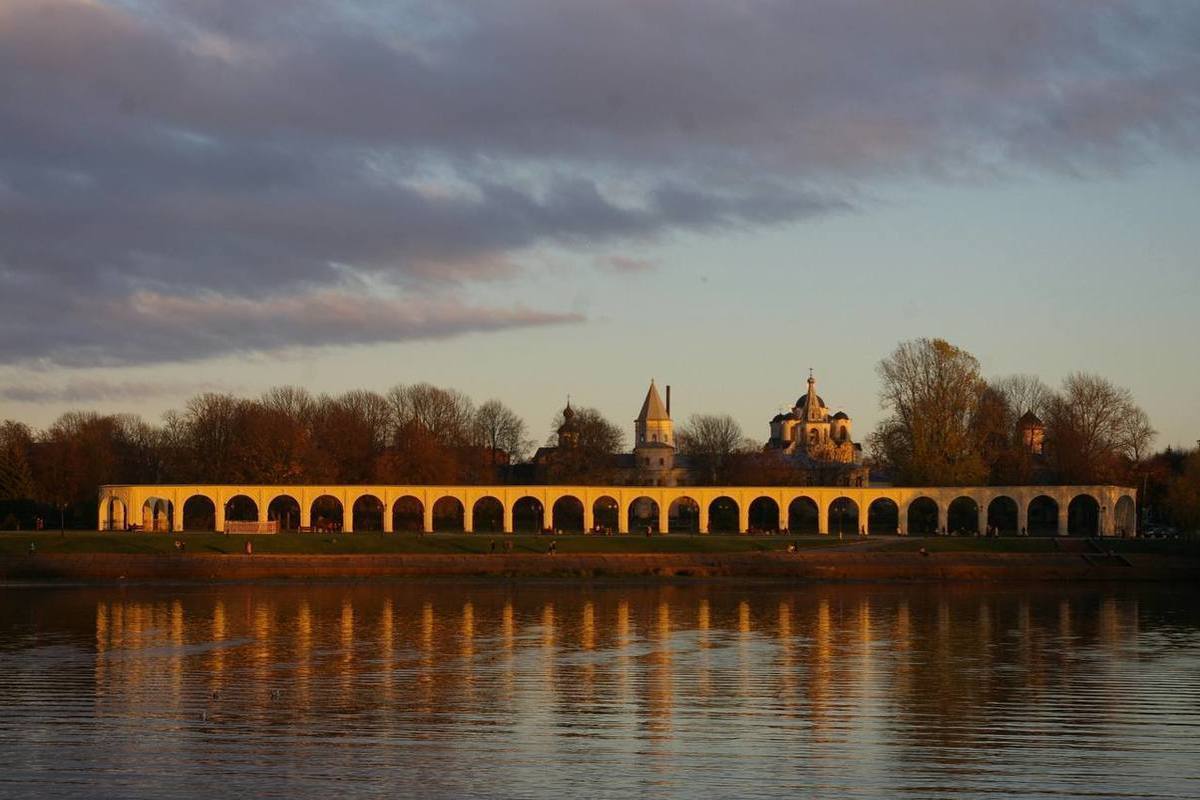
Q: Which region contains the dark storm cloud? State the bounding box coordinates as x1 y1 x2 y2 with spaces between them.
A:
1 0 1197 366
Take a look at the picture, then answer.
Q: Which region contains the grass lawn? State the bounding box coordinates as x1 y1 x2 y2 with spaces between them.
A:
0 530 847 556
3 531 1195 557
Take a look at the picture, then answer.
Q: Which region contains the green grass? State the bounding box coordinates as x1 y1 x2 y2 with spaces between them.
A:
0 530 846 556
4 531 1195 557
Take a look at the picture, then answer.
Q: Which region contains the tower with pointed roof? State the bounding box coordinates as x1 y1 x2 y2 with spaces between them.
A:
633 379 676 485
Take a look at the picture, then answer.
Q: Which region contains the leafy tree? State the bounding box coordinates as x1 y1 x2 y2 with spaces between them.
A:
869 338 988 486
542 406 623 484
1166 450 1200 532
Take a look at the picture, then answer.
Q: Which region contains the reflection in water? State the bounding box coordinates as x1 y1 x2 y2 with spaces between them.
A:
0 583 1198 799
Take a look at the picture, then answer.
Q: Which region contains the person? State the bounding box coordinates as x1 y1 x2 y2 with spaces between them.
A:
919 547 929 557
547 539 557 555
786 543 796 553
28 541 35 555
489 539 496 554
244 539 253 555
505 539 513 553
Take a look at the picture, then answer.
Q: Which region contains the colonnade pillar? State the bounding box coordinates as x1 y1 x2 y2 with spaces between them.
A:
464 503 474 534
1017 502 1028 536
658 504 669 535
300 502 311 530
817 503 829 535
173 512 184 533
1057 504 1069 536
618 506 630 535
383 503 394 533
936 505 948 535
503 504 513 534
214 505 226 534
975 503 985 534
738 504 750 535
699 504 710 534
583 503 594 534
423 504 435 534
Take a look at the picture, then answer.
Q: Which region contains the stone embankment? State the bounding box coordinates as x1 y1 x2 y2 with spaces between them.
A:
3 551 1199 583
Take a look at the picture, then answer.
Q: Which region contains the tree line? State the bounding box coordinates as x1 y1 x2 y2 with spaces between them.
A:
1 338 1196 530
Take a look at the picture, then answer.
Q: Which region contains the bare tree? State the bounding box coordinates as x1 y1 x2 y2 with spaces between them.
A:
473 399 530 466
543 406 624 484
677 414 750 484
387 383 475 446
991 374 1053 420
1046 372 1154 483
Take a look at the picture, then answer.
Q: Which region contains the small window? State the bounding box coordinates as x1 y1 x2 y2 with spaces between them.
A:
658 458 664 466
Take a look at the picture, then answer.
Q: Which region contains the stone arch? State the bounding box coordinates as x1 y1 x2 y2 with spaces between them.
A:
787 496 819 534
267 494 301 532
1068 494 1100 536
907 497 938 535
828 496 859 535
1027 495 1059 536
513 496 544 533
224 494 259 523
182 494 216 531
592 496 619 533
392 495 424 532
867 497 899 535
104 497 127 531
628 496 660 534
472 496 504 533
432 496 465 532
352 493 385 532
668 496 700 533
748 496 780 532
1114 495 1136 537
141 497 173 532
987 496 1018 535
708 496 739 534
311 495 344 532
552 495 584 533
947 496 980 534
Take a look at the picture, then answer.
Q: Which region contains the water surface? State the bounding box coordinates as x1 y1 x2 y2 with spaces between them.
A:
1 581 1198 798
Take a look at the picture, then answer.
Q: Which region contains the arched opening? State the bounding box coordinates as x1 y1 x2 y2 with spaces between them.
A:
104 497 127 531
748 497 780 532
867 498 899 535
1114 495 1136 537
668 496 700 533
787 497 819 534
311 495 344 533
1027 495 1059 536
987 496 1018 535
947 496 980 534
513 496 544 533
224 494 258 523
182 495 215 531
1068 494 1100 536
828 497 859 535
473 496 504 533
592 496 618 533
628 496 660 534
907 497 938 535
708 496 739 533
267 495 301 532
432 496 465 532
392 496 423 532
141 498 173 532
353 494 384 532
552 496 584 533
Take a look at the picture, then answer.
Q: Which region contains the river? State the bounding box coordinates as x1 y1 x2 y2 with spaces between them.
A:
1 581 1197 798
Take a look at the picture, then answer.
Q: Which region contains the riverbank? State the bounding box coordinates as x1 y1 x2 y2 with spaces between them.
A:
3 547 1199 583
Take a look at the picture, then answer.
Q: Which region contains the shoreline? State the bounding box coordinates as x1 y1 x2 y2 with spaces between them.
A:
4 550 1199 584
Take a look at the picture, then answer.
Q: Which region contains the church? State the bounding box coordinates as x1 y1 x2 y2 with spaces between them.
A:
533 374 868 487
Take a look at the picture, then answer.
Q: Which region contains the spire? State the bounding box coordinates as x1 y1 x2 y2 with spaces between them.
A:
804 369 822 421
637 379 670 422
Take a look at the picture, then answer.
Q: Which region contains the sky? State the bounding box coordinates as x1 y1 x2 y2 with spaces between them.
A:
1 0 1198 449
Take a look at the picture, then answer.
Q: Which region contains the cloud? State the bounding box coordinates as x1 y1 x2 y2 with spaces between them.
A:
0 0 1197 365
598 255 657 274
0 378 238 404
